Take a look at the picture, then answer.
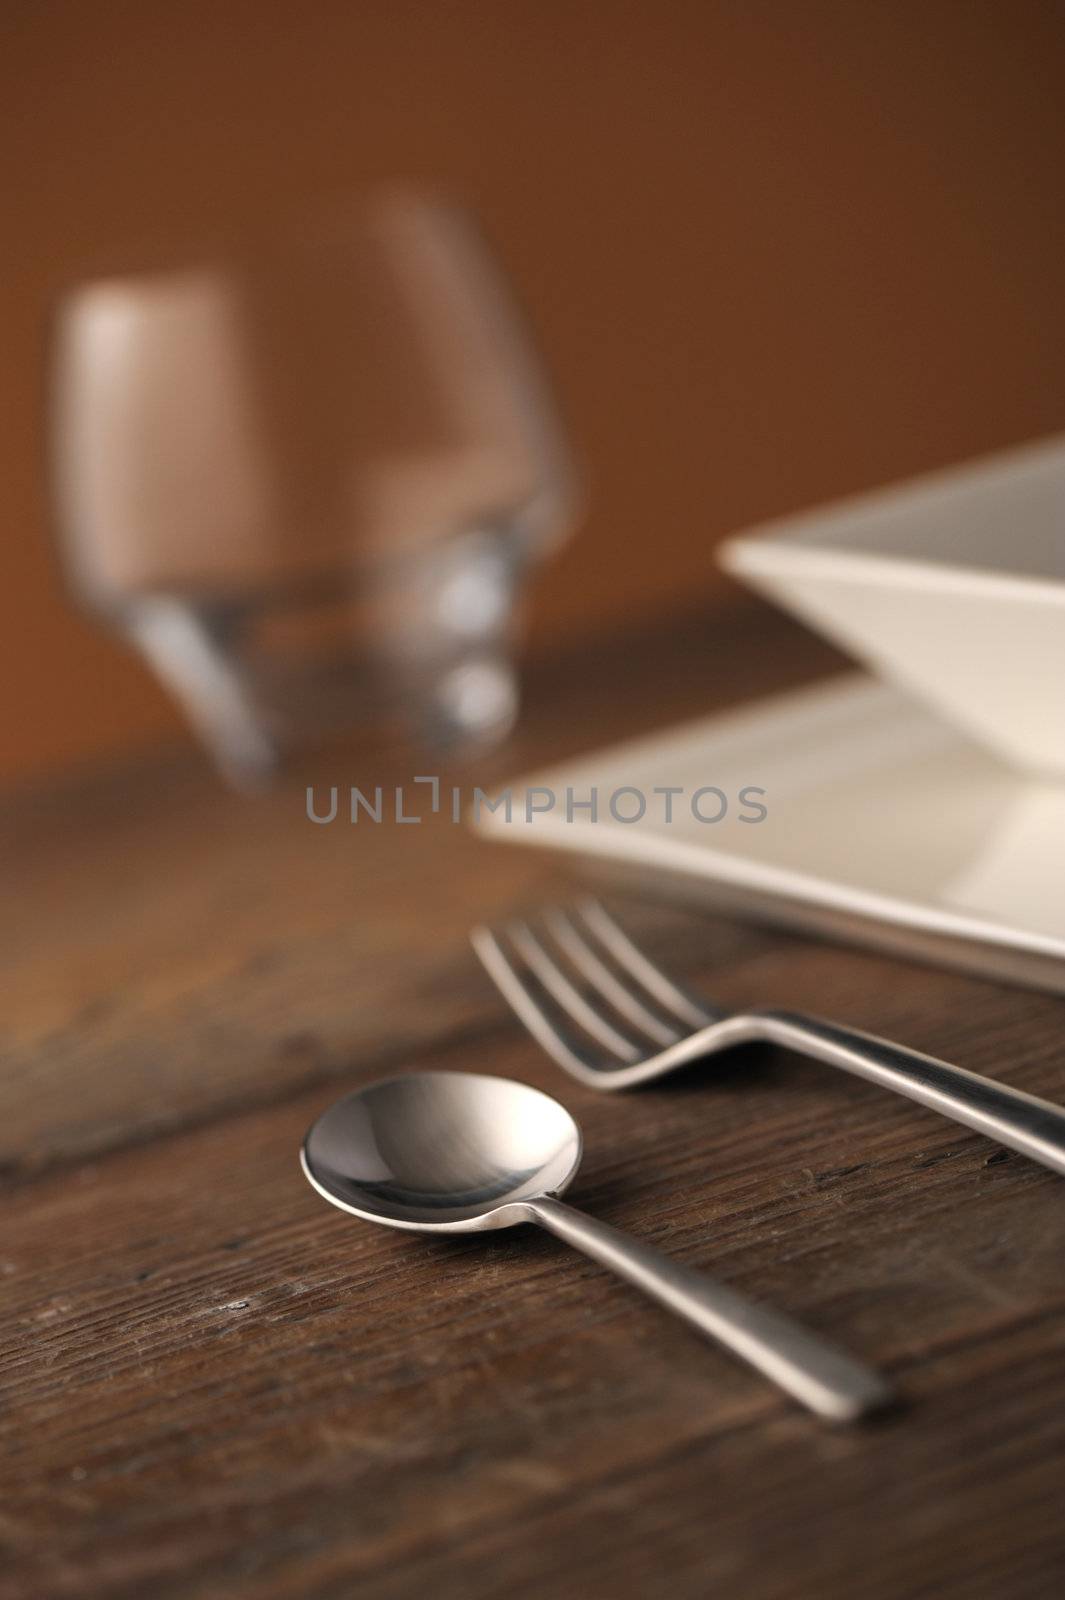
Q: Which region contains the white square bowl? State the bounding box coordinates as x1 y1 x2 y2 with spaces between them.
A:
720 435 1065 776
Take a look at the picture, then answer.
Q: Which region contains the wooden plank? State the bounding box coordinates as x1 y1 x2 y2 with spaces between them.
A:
4 597 1065 1598
3 1019 1065 1600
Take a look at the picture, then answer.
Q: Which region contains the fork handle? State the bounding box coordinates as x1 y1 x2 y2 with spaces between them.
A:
527 1196 891 1422
758 1010 1065 1177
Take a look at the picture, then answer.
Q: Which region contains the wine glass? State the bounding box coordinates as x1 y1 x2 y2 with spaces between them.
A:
49 192 578 785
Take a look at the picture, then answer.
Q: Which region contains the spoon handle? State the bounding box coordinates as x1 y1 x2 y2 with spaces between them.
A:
528 1197 890 1423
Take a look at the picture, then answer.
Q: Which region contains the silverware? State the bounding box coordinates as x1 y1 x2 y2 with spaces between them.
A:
472 900 1065 1178
301 1071 891 1422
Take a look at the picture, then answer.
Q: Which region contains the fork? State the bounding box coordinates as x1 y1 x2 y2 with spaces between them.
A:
472 900 1065 1179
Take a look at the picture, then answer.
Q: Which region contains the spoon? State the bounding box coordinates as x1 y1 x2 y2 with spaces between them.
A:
301 1070 891 1422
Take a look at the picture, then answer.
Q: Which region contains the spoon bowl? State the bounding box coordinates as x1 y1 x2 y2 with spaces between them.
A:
301 1071 582 1231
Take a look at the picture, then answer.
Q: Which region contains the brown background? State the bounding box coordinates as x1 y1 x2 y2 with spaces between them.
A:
3 0 1064 784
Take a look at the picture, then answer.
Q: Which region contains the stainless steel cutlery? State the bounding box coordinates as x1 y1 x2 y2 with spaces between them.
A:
473 899 1065 1178
301 899 1065 1430
302 1070 891 1421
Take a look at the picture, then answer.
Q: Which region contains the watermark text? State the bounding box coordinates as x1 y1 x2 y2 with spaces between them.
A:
306 780 768 826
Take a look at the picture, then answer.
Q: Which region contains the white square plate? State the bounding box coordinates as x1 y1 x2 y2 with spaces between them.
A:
473 673 1065 993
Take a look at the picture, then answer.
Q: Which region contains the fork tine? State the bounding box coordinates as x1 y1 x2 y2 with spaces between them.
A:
507 922 642 1061
470 926 620 1077
542 908 681 1047
575 900 716 1028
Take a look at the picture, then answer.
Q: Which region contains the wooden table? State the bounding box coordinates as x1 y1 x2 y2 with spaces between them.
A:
4 596 1065 1600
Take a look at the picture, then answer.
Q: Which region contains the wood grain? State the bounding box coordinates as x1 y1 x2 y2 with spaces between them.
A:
4 597 1065 1599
